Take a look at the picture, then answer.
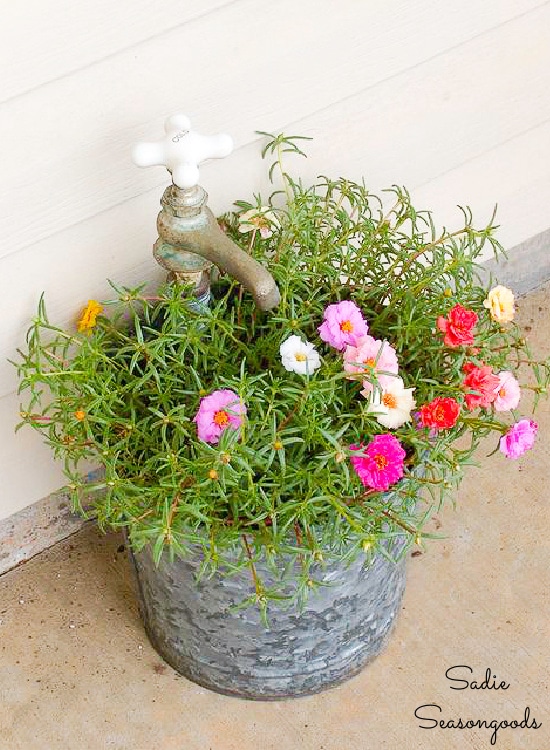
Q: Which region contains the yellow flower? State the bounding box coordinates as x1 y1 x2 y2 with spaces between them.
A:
77 300 103 332
483 285 515 323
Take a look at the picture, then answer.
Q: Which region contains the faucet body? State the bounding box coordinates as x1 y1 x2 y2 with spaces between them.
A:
153 185 281 311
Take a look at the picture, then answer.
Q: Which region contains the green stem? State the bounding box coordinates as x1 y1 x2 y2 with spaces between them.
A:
242 534 261 596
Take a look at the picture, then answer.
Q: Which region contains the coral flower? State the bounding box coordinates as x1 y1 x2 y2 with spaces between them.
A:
344 335 399 393
238 206 278 239
350 434 406 491
419 396 460 430
280 334 321 375
437 304 478 347
318 300 368 350
463 362 500 411
193 389 246 444
77 300 103 333
365 377 416 429
483 285 515 323
499 419 538 459
493 371 521 411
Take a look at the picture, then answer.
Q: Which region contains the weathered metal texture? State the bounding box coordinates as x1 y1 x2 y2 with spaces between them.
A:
128 541 407 700
154 184 281 311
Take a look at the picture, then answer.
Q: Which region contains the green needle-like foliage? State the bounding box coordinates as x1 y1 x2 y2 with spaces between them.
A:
14 134 550 612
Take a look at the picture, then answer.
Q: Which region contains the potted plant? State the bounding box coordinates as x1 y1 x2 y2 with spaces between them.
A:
14 133 549 699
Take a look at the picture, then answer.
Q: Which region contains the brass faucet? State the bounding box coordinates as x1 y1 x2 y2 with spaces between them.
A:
133 115 280 311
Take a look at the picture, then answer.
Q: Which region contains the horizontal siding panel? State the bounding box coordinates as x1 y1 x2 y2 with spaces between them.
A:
0 390 66 520
301 6 550 194
1 119 549 402
0 0 235 103
412 119 550 252
0 0 546 258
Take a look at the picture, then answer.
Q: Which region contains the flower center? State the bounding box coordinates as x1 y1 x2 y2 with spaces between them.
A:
294 352 307 362
213 410 229 427
340 320 354 333
382 393 397 409
374 453 388 470
498 388 506 398
363 357 376 369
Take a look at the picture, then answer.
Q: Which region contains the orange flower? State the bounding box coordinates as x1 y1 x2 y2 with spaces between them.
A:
74 410 86 421
77 300 103 333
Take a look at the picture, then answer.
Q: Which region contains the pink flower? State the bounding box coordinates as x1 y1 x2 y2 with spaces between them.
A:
462 362 500 411
499 419 538 459
343 335 399 394
318 301 368 350
193 389 246 444
493 371 521 411
350 434 406 491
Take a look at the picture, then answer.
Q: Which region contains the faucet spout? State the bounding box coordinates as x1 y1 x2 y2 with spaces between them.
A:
153 185 280 311
191 207 281 311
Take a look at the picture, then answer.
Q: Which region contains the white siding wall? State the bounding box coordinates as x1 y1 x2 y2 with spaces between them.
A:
1 0 549 519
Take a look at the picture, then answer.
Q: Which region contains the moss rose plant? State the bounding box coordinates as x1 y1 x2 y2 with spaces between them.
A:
14 133 550 616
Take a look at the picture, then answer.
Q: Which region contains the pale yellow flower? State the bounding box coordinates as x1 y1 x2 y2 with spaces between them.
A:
77 300 103 332
238 207 278 239
483 285 515 323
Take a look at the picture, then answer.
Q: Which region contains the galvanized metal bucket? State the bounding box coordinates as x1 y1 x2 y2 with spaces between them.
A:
127 539 407 699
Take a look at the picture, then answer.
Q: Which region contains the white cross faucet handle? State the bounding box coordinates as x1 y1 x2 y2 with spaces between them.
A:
132 114 234 189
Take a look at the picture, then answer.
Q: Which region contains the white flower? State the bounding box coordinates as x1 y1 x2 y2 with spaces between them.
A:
280 335 321 375
238 206 278 239
365 377 416 429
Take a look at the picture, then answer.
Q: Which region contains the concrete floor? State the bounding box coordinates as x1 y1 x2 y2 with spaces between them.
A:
1 284 549 750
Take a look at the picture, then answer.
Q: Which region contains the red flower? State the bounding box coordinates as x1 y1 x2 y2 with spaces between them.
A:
437 304 478 347
462 362 500 411
419 397 460 430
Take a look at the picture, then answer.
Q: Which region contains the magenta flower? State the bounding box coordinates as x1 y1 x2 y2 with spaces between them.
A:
343 335 399 394
499 419 538 459
193 389 246 444
493 371 521 411
318 300 368 350
350 434 406 491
